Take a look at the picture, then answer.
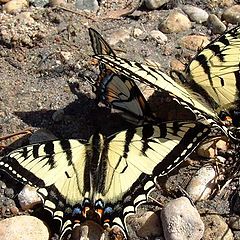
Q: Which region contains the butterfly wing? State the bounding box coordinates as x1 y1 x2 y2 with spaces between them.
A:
89 28 153 124
93 54 218 120
186 25 240 111
0 121 210 239
99 122 210 234
0 139 90 237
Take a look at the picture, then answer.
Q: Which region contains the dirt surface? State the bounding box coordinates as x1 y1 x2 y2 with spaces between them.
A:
0 1 240 240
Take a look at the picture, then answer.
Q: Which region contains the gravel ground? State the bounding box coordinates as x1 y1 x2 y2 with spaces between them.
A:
1 1 240 239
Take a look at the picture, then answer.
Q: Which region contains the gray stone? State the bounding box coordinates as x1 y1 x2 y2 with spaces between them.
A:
144 0 170 10
29 0 49 7
182 5 209 23
0 216 50 240
161 197 204 240
207 14 226 34
75 0 99 11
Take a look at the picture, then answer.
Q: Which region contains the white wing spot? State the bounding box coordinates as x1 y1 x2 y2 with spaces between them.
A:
123 205 134 215
38 188 48 197
167 164 173 170
144 181 154 191
187 143 193 149
173 157 180 163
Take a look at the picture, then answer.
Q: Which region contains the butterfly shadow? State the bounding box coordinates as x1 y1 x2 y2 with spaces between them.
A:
13 89 132 141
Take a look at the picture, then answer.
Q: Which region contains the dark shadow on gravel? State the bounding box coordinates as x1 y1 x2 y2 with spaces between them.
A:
14 98 132 141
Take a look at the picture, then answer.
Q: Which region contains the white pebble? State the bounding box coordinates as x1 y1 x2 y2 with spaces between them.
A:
161 197 204 240
3 0 28 14
186 164 218 201
18 185 42 210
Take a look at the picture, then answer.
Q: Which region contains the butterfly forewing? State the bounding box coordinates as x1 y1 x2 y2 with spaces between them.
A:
89 28 154 125
93 54 217 119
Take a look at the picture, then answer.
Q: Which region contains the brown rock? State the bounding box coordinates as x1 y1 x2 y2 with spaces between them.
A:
203 215 234 240
222 5 240 24
159 11 191 33
179 35 210 51
2 0 28 14
170 59 185 72
135 211 162 237
0 216 50 240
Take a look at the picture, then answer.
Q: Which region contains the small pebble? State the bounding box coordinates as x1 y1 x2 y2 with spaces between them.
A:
159 11 191 33
3 0 28 14
179 35 209 51
18 185 41 210
10 206 19 215
182 5 209 23
4 188 14 198
3 198 15 207
135 211 162 237
132 28 143 38
222 5 240 24
144 0 170 10
161 197 204 240
229 216 240 230
75 0 99 11
207 14 227 34
186 164 218 201
60 51 72 62
170 58 185 72
29 0 49 7
0 216 50 240
150 30 168 44
107 29 131 45
203 214 234 240
0 180 7 189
